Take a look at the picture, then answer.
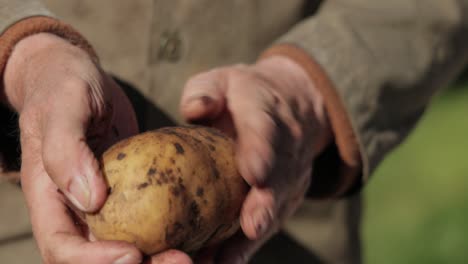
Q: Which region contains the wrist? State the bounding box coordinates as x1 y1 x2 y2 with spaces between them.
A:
254 56 333 157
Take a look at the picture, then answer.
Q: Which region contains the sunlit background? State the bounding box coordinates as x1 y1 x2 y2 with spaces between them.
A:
363 80 468 263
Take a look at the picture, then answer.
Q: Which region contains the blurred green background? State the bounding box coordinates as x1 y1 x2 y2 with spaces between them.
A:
363 82 468 264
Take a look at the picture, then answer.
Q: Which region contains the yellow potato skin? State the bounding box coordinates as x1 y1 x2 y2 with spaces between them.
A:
85 126 248 255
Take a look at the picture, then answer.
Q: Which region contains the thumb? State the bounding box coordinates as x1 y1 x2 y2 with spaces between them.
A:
180 69 227 122
41 87 107 213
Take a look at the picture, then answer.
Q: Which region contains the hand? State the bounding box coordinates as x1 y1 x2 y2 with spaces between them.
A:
180 56 332 263
3 33 191 264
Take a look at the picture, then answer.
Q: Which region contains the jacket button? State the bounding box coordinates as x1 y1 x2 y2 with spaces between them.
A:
158 30 182 62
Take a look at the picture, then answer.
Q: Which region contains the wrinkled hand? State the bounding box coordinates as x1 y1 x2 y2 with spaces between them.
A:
180 56 331 263
3 33 191 264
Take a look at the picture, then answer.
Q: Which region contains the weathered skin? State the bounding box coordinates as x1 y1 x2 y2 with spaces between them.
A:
85 126 248 255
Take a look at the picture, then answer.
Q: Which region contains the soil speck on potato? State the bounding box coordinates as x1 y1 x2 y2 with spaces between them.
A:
165 222 184 246
117 153 126 160
212 166 220 179
170 186 181 197
170 178 187 197
196 187 204 197
177 177 184 186
147 168 157 176
204 135 215 143
189 201 201 229
174 143 184 154
147 168 158 184
208 144 216 151
107 187 113 195
160 172 169 184
97 213 106 223
137 182 149 190
169 175 176 183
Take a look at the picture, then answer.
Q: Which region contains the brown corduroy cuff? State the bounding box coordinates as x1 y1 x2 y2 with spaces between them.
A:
260 44 362 198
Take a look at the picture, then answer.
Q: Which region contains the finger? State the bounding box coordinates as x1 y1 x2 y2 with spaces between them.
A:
41 81 107 212
149 249 193 264
21 150 142 264
239 187 275 240
180 69 227 122
240 166 311 240
225 75 279 186
274 98 303 147
182 67 281 186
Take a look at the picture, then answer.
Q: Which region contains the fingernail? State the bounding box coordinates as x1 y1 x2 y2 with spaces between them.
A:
187 94 213 105
253 208 273 238
67 175 91 211
198 95 214 106
114 253 141 264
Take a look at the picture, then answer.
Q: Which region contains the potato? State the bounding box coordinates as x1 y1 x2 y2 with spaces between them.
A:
85 126 248 255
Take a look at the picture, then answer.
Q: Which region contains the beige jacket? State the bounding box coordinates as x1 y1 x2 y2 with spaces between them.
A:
0 1 467 263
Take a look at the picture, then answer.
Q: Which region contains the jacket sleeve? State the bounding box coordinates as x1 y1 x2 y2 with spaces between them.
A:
0 0 52 30
262 0 468 197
